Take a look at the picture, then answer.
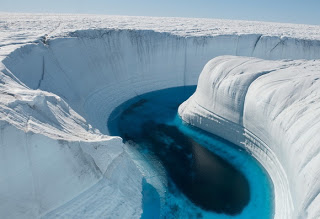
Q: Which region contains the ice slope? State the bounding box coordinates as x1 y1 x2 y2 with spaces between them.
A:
0 64 144 218
179 56 320 219
1 13 320 218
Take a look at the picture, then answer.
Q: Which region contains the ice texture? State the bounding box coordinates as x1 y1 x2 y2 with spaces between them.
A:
0 64 143 218
1 13 320 218
179 56 320 219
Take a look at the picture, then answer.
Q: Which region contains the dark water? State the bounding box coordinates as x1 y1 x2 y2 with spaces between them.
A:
142 123 250 214
108 86 252 215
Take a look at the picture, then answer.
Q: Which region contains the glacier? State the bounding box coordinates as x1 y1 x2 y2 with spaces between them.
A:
1 13 320 218
179 56 320 219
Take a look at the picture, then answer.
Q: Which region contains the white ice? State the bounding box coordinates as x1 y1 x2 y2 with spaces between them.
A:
179 56 320 218
1 13 320 218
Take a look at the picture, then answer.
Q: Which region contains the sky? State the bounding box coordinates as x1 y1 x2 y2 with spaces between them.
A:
1 0 320 26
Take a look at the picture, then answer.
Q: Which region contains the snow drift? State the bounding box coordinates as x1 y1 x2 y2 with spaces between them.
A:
1 14 320 218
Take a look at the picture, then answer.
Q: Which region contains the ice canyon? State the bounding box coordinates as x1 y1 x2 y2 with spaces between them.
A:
1 13 320 218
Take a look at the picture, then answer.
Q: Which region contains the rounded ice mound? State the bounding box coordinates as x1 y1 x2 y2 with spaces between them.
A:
179 55 320 219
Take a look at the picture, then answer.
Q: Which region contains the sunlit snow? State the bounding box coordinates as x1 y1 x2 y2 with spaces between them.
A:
1 13 320 219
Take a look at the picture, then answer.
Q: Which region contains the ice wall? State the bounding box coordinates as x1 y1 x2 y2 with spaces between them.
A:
179 56 320 219
1 27 320 219
4 29 320 134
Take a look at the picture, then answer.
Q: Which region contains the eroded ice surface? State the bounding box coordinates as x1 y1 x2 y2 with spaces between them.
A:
179 56 320 219
0 13 320 219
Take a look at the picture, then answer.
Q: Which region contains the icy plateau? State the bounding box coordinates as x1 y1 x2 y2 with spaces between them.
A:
1 13 320 219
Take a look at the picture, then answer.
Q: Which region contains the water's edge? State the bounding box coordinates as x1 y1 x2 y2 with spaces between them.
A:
108 86 273 218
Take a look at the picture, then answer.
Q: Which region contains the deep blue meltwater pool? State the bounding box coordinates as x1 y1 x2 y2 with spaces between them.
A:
108 86 273 219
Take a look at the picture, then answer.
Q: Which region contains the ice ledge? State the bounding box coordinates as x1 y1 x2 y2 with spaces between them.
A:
179 56 320 218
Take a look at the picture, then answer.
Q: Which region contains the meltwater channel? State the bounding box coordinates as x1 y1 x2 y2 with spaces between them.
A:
108 86 273 219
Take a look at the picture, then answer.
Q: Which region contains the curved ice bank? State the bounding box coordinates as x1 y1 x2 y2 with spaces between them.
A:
179 56 320 219
1 24 320 219
4 29 320 134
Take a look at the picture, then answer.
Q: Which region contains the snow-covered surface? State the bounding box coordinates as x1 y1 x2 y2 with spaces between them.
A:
2 12 320 57
0 63 144 218
0 13 320 218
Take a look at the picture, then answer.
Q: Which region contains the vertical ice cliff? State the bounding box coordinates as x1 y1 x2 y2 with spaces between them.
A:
4 30 320 135
179 56 320 218
2 14 320 218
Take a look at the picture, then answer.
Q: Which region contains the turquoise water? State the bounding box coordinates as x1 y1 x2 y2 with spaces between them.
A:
108 86 273 219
